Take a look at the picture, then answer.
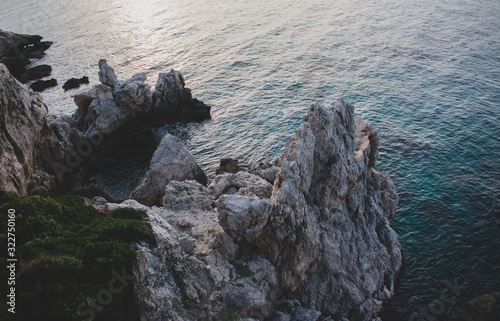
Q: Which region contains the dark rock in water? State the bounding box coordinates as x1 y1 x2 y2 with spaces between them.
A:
0 30 52 83
30 78 57 92
151 69 211 121
215 158 240 175
23 41 53 59
62 76 89 90
19 64 52 83
446 293 500 321
68 185 116 203
0 30 43 57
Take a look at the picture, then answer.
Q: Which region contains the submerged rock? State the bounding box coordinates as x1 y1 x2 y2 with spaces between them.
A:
446 293 500 321
130 133 207 206
215 157 241 175
30 78 57 92
62 76 89 91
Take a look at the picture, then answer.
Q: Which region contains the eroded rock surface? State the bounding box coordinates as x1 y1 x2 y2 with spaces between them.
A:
73 60 210 152
101 99 402 321
130 134 207 206
0 64 81 195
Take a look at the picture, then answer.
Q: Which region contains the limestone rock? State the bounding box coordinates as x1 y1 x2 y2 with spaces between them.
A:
257 99 402 319
215 232 238 261
0 63 48 194
163 180 213 211
73 61 210 151
216 194 273 243
208 171 273 199
249 161 280 184
152 69 211 121
130 134 207 206
0 64 81 195
98 59 119 87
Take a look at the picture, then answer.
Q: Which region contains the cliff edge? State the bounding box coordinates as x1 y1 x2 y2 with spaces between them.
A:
104 100 402 321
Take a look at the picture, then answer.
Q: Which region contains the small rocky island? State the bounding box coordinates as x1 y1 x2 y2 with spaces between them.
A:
0 31 402 321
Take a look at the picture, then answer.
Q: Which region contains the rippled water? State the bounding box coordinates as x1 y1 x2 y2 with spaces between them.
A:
1 0 499 319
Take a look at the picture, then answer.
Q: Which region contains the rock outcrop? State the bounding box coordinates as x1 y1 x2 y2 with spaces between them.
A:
73 60 211 152
0 63 48 194
30 78 57 92
152 69 211 121
0 57 211 197
0 64 80 195
0 30 53 83
130 133 207 206
100 99 402 321
62 76 89 91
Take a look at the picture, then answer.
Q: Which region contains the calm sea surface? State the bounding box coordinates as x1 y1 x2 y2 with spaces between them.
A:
1 0 499 319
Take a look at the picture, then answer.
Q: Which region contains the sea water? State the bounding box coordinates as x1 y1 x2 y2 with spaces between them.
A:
1 0 499 319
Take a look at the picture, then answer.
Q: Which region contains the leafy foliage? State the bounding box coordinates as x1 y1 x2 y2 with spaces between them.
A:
0 190 154 321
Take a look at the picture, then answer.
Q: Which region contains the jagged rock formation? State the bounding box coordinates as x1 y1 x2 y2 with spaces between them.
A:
0 63 49 194
0 56 210 196
0 64 81 195
0 30 53 83
99 99 402 321
152 69 211 121
73 60 211 152
130 133 208 206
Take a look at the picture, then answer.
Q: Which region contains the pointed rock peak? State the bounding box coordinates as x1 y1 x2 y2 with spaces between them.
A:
98 59 119 87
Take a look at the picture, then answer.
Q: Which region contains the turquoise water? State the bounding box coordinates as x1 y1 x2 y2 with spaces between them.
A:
1 0 499 319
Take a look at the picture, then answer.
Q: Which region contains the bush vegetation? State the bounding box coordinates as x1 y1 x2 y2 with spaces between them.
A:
0 190 155 321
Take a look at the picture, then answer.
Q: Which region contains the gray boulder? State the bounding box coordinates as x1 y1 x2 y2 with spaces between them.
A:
151 69 211 121
216 194 273 243
162 180 213 211
98 59 119 87
208 171 273 199
130 134 207 206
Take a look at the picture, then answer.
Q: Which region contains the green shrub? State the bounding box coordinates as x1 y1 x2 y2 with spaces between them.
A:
0 190 154 321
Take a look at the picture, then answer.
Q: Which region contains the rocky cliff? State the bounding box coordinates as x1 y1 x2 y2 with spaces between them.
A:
0 63 77 195
103 99 402 321
0 57 210 196
0 32 401 318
